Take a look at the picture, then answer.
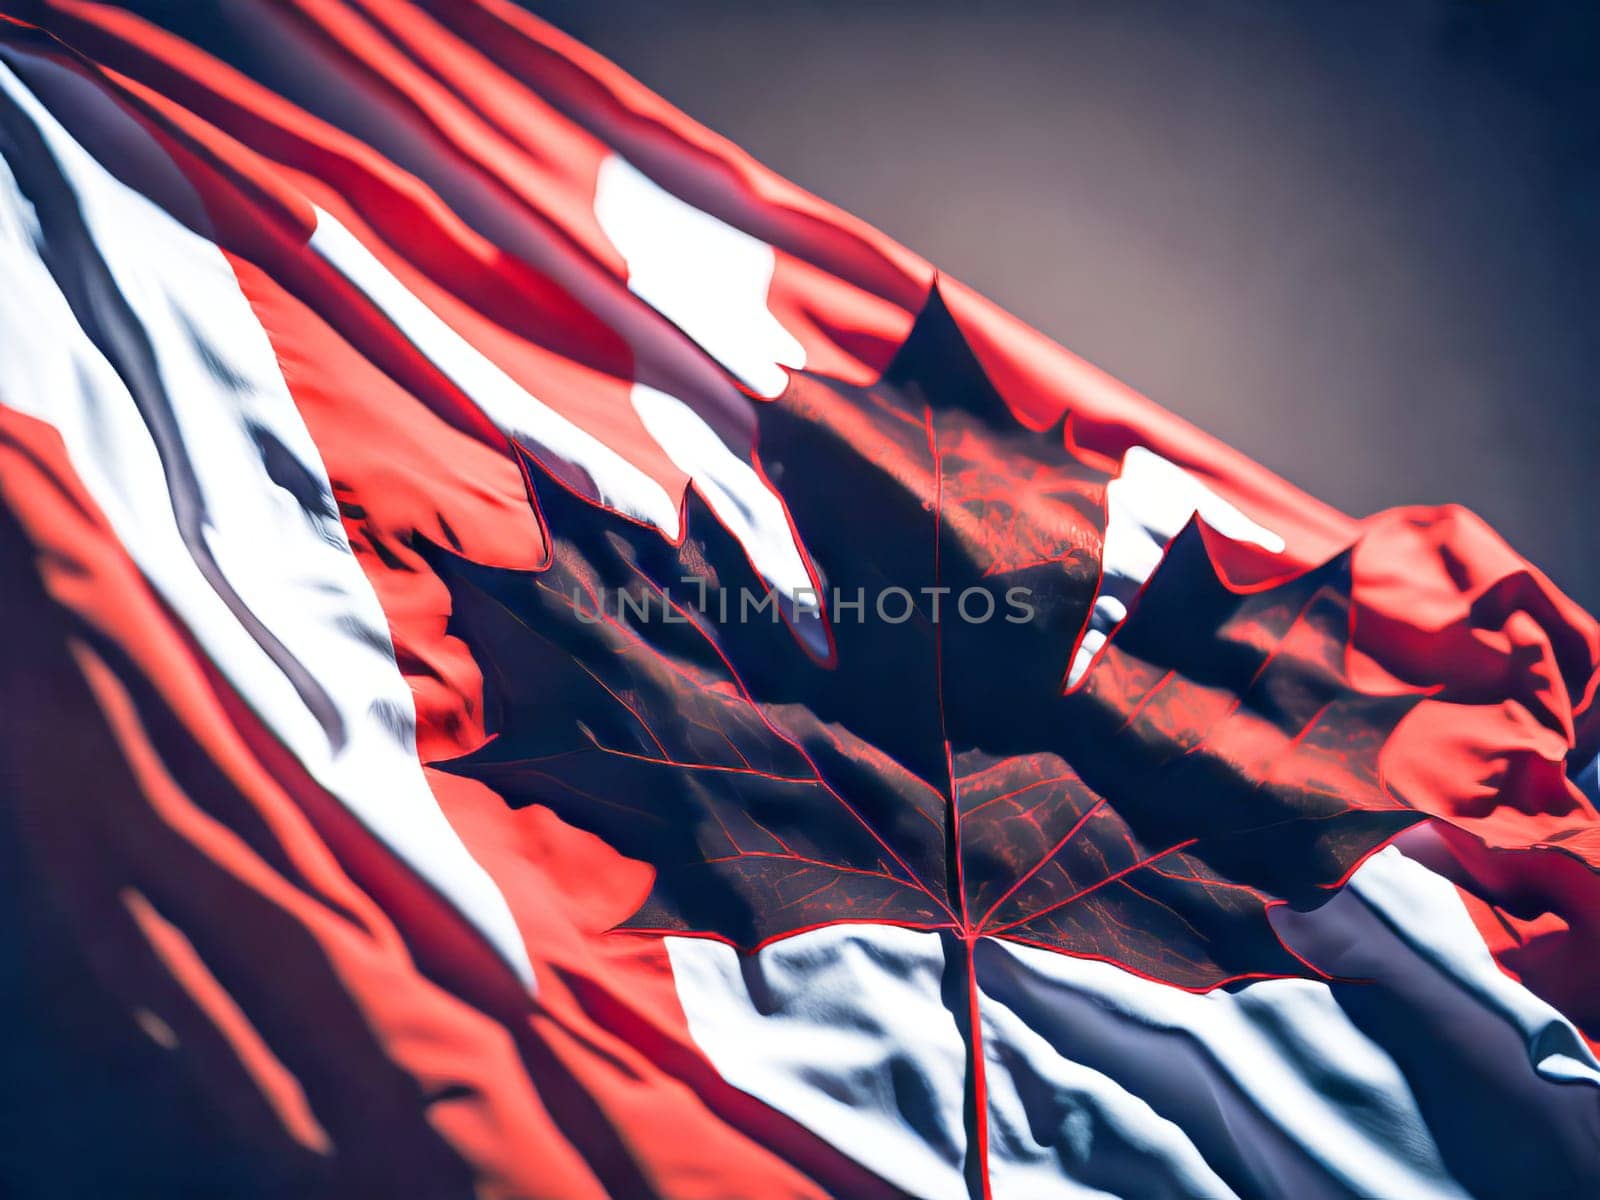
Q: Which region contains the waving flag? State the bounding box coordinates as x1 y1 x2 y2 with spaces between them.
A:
1 4 1598 1197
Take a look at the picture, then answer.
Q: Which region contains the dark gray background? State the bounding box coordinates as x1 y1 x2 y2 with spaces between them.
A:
537 0 1600 609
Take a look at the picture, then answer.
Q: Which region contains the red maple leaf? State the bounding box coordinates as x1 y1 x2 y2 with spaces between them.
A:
428 290 1425 990
425 291 1436 1196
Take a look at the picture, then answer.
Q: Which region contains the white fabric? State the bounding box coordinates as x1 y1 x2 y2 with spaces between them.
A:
668 925 971 1200
1070 446 1287 686
669 849 1599 1196
308 204 684 539
0 58 532 984
595 153 806 398
631 381 825 649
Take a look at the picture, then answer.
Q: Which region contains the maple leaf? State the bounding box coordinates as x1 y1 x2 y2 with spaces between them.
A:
426 288 1425 990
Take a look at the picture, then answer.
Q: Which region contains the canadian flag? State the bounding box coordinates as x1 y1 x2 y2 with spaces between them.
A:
1 4 1597 1198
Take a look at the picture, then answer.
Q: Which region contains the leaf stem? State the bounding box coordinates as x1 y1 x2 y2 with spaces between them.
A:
942 930 992 1200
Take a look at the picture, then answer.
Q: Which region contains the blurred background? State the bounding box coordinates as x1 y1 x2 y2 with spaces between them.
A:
537 0 1600 609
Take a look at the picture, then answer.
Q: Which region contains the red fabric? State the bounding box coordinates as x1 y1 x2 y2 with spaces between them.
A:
0 407 605 1198
1 3 1599 1193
